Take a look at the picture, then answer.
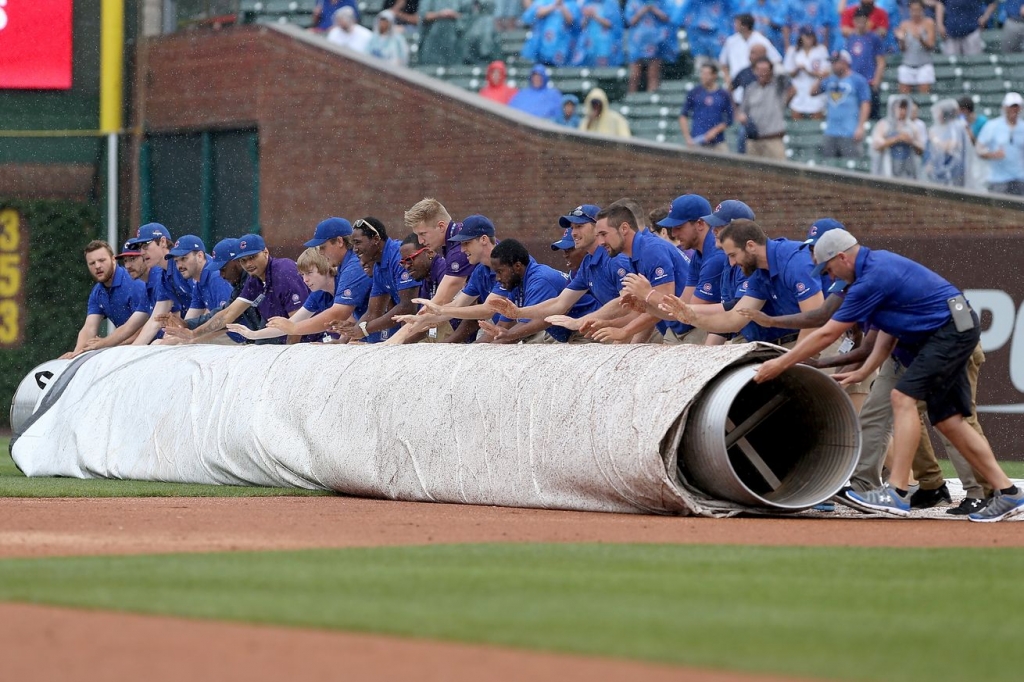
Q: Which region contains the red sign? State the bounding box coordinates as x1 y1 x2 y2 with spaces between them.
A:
0 1 74 90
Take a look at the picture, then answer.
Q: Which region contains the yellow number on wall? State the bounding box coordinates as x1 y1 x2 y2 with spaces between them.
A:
0 209 19 252
0 299 18 344
0 253 19 297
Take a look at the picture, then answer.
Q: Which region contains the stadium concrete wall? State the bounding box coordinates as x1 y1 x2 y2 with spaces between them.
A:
141 24 1024 457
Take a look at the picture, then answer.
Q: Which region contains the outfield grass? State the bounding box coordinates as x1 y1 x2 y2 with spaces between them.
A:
0 543 1022 682
0 437 332 498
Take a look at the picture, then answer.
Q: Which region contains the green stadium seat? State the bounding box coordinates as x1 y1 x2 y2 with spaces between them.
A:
616 104 675 119
656 80 695 95
787 119 826 135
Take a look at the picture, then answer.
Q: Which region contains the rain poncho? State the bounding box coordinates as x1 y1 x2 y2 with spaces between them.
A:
418 0 461 64
579 87 632 137
922 98 979 189
558 93 581 127
674 0 731 59
521 0 581 66
459 0 499 63
626 0 678 63
478 60 518 104
870 94 925 179
366 11 410 66
571 0 625 67
508 65 565 121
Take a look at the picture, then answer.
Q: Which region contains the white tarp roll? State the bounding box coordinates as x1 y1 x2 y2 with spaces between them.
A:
11 343 784 516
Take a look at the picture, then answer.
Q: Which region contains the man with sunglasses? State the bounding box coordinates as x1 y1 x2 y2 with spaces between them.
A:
162 234 309 344
335 217 419 343
397 233 451 342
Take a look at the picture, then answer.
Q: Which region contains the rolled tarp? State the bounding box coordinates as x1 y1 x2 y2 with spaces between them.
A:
10 343 858 516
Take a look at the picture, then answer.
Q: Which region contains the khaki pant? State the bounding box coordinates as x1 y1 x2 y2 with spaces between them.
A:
420 321 454 343
746 137 786 160
663 327 708 345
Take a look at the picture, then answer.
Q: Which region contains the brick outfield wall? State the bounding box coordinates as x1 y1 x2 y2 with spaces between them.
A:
144 25 1024 457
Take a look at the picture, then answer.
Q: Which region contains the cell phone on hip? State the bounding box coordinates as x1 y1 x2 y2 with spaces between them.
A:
947 295 974 332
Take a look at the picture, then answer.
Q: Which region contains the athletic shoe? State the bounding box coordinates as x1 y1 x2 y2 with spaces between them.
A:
968 488 1024 523
946 497 988 516
844 486 912 517
910 483 952 509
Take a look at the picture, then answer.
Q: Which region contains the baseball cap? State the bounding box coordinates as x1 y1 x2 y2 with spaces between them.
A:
165 235 206 260
804 218 846 246
128 222 172 246
115 241 141 259
235 234 266 259
658 194 713 228
304 217 352 247
550 227 576 251
811 229 859 277
830 50 852 64
702 200 755 228
206 238 241 270
448 215 495 242
1002 92 1023 108
558 204 600 228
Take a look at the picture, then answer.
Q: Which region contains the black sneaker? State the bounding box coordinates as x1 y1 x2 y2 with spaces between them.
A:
910 483 952 509
946 497 988 516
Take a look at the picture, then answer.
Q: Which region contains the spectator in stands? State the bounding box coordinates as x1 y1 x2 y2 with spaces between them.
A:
976 92 1024 195
419 0 463 64
1003 0 1024 52
460 0 500 64
625 0 677 93
871 95 927 178
580 87 632 137
737 58 794 160
571 0 625 67
784 26 830 119
935 0 997 55
520 0 580 66
675 0 732 70
366 11 410 67
896 0 937 94
719 13 782 89
923 97 976 186
312 0 359 32
784 0 839 51
730 43 768 152
508 65 564 121
493 0 522 32
958 95 987 143
840 0 890 38
479 60 518 104
846 7 887 119
740 0 789 53
327 7 372 52
680 63 733 151
382 0 420 28
559 94 581 127
815 50 872 158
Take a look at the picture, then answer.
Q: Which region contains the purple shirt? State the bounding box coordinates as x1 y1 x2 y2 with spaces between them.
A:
418 254 448 301
442 220 476 280
238 256 310 321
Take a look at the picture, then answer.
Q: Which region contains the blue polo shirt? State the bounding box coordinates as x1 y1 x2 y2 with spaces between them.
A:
371 238 421 303
743 239 823 315
333 250 372 320
833 246 960 348
189 267 233 313
628 229 691 335
493 258 579 342
462 261 499 301
567 248 631 305
687 229 728 303
144 265 166 309
87 266 151 327
303 290 334 315
156 262 194 312
682 86 734 145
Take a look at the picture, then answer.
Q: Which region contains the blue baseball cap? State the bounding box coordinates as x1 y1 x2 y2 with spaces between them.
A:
165 235 206 260
305 218 353 247
550 227 576 251
658 194 713 228
702 200 755 228
804 218 846 246
235 234 266 259
206 238 241 270
128 222 172 246
448 215 495 242
558 204 600 228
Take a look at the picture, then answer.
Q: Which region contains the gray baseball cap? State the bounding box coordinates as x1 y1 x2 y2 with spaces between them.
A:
811 229 858 276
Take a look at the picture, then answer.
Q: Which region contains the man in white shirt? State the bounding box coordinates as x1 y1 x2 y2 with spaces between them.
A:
719 13 782 90
327 6 372 52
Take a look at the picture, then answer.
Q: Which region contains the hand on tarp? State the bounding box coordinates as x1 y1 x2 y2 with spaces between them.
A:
657 296 695 324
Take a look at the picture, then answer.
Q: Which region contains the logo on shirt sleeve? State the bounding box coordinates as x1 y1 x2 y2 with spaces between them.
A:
343 289 352 297
451 262 460 272
702 282 713 292
741 281 749 290
796 282 806 293
617 267 627 278
291 293 301 303
653 267 667 281
400 272 411 282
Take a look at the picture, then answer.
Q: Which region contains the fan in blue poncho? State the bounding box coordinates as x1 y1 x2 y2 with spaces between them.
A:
508 66 565 122
520 0 581 66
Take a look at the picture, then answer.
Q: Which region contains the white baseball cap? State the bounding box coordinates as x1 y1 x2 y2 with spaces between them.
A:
811 229 858 276
1003 92 1023 108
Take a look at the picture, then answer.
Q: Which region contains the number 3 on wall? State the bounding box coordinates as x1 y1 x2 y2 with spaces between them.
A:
0 300 17 344
0 208 19 251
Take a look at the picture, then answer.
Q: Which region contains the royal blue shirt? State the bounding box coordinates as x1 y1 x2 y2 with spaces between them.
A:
330 250 372 320
87 266 150 327
686 229 728 303
303 290 335 315
628 229 691 335
743 239 823 317
833 247 961 347
461 261 499 301
942 0 990 37
846 32 884 83
156 262 194 312
370 239 421 303
493 258 578 342
682 86 734 145
567 247 631 305
189 267 234 313
238 257 311 322
144 265 167 310
821 73 872 138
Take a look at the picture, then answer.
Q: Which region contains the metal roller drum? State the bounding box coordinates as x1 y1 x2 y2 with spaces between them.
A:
680 363 861 510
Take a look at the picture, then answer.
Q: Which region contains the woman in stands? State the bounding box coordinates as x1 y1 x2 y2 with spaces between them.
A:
366 10 410 67
784 26 829 119
571 0 625 67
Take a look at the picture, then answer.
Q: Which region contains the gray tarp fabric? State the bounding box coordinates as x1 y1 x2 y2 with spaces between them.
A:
12 343 781 516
